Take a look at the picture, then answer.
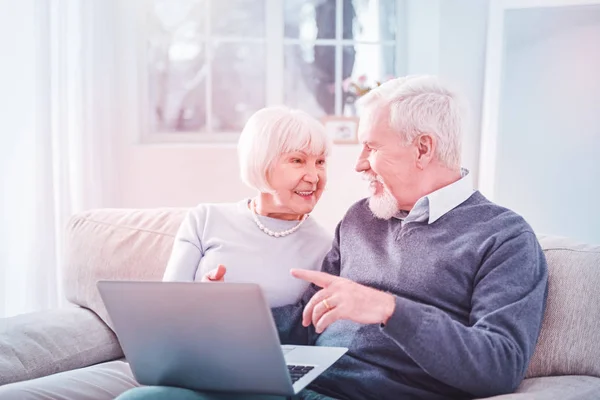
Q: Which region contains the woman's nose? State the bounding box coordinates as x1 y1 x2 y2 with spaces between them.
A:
303 166 319 183
304 172 318 183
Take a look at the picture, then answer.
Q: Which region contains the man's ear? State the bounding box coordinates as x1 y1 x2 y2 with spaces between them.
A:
415 134 435 170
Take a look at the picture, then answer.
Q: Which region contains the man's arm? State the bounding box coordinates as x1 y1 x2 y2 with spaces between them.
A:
271 222 342 345
382 232 548 397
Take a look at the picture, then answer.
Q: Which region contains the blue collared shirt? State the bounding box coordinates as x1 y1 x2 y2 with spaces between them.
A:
395 168 474 224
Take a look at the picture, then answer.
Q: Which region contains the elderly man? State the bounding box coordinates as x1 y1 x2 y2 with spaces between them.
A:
118 75 548 400
272 75 548 400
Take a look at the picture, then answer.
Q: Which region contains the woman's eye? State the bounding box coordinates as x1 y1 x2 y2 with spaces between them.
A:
317 159 326 165
292 158 303 163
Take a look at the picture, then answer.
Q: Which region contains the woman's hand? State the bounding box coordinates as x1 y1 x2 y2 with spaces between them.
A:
200 264 227 282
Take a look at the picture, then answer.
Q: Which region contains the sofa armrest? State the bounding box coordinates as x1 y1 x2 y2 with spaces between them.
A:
0 306 123 385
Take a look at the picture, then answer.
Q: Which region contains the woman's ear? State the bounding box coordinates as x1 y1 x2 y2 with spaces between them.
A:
416 134 435 169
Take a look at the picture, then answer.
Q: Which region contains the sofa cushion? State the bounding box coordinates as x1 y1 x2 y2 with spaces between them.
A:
525 235 600 378
0 306 123 385
62 208 188 329
481 375 600 400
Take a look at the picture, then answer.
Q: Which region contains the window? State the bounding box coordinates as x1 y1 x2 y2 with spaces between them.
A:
144 0 402 142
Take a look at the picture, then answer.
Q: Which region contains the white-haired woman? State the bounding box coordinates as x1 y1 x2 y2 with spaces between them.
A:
0 106 334 400
162 105 333 306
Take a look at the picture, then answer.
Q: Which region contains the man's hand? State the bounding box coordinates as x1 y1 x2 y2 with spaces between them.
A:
291 269 396 334
201 264 227 282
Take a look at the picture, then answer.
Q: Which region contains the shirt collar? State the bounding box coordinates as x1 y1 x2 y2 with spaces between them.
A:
395 168 474 224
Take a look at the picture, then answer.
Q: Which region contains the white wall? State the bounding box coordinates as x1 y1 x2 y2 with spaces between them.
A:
111 0 490 233
438 0 490 184
494 5 600 244
405 0 490 181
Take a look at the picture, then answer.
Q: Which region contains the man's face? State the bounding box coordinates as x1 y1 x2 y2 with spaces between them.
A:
355 106 421 219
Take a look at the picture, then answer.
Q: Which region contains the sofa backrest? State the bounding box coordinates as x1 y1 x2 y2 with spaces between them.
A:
63 208 187 329
525 235 600 378
62 209 600 378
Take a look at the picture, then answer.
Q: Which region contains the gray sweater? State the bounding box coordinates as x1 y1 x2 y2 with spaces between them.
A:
273 192 548 400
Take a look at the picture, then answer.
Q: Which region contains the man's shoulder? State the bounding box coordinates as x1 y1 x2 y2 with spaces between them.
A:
342 198 373 221
336 198 392 239
463 192 534 233
455 192 537 248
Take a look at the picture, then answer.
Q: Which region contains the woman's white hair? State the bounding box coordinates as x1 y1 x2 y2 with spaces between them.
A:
238 106 332 193
358 75 465 169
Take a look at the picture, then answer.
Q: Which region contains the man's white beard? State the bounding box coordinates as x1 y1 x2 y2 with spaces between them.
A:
363 174 399 220
368 188 399 220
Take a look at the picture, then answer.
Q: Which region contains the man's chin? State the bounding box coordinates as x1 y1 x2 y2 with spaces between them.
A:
368 195 399 220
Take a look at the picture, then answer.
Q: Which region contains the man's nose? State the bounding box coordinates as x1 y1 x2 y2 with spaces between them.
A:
355 150 370 173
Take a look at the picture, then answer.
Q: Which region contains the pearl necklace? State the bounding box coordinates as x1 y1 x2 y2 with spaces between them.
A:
250 199 308 238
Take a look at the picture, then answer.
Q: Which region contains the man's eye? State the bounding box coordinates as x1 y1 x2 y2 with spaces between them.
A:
317 159 326 165
292 158 302 163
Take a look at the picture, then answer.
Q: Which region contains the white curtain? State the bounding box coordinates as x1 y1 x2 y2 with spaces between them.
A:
0 0 116 318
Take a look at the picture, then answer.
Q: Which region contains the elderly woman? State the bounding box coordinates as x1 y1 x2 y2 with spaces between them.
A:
163 105 332 306
0 106 333 400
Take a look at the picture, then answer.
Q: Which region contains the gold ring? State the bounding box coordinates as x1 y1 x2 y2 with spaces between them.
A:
322 298 332 310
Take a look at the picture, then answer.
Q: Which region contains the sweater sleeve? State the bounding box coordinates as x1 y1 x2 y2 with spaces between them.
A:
162 207 205 282
271 222 342 345
381 232 548 398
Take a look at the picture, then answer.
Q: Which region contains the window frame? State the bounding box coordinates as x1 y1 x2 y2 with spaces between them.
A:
139 0 407 144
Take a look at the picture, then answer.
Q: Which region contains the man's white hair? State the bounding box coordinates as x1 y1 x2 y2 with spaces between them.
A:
238 106 332 193
358 75 465 169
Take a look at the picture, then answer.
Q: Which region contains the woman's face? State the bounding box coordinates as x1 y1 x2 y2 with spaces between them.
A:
266 150 327 216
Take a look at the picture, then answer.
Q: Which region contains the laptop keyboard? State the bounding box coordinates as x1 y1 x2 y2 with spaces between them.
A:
287 365 314 383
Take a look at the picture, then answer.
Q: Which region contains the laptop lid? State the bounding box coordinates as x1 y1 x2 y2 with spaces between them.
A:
97 280 296 396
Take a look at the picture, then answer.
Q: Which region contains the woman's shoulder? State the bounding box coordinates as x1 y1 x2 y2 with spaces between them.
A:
189 199 246 214
303 216 334 242
184 200 248 223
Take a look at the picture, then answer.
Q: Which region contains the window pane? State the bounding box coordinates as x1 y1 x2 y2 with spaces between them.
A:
211 0 265 37
149 1 207 132
284 0 337 40
284 44 337 117
211 43 266 131
346 0 396 40
152 0 206 34
343 44 396 116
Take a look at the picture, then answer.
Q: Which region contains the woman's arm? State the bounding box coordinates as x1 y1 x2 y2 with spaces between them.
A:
162 208 205 282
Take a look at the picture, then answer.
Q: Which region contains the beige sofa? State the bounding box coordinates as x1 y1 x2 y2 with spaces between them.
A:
1 208 599 399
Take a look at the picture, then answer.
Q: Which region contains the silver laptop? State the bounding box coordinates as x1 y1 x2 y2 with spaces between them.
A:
97 281 347 396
